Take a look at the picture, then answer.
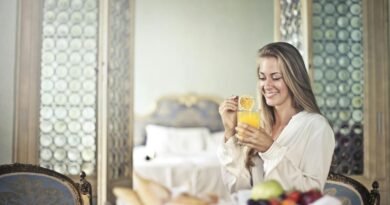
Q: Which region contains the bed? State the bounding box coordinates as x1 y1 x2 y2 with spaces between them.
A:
133 93 231 201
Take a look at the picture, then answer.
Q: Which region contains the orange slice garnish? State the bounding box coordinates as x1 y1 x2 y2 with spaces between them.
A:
238 95 255 111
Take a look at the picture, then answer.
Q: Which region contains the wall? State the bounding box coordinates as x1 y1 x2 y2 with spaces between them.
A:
134 0 274 115
0 0 17 164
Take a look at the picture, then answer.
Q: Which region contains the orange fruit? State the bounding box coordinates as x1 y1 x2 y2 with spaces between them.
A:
238 95 255 111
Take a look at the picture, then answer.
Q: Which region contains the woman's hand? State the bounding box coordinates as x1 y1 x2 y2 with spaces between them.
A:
219 96 238 140
235 123 273 152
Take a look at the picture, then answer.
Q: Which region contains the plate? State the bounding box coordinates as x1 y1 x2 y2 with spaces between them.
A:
339 97 350 108
338 57 350 67
41 94 54 105
350 4 361 15
82 149 95 161
40 107 54 119
83 121 95 132
351 57 363 68
43 38 55 50
71 0 83 10
69 108 81 119
83 107 95 119
351 44 362 54
325 43 336 53
68 163 81 175
42 52 55 64
313 43 323 54
69 122 81 132
325 17 336 27
324 4 335 14
55 107 67 119
313 56 323 67
338 83 350 94
57 12 69 23
313 70 323 81
313 16 322 27
326 84 337 93
338 43 349 54
351 30 362 41
54 121 67 134
40 135 53 147
71 25 82 37
57 25 69 36
69 94 81 105
56 39 68 50
338 70 350 81
337 17 348 27
351 70 362 81
350 17 361 28
58 0 70 10
70 39 82 50
83 94 95 105
338 30 349 40
69 81 81 91
43 25 55 36
71 12 83 23
70 53 82 64
82 135 95 146
56 52 68 64
325 56 336 67
40 149 53 160
312 3 322 14
55 94 67 105
54 149 66 160
55 80 68 91
83 81 95 91
41 80 54 91
326 97 337 107
68 150 80 161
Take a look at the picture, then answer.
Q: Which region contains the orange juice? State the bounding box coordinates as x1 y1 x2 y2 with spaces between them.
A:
237 111 260 128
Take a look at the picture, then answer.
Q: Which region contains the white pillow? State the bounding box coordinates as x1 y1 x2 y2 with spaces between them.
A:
145 125 211 155
205 131 225 153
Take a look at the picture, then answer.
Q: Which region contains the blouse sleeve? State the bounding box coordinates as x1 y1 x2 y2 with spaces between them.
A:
259 116 335 191
216 136 252 193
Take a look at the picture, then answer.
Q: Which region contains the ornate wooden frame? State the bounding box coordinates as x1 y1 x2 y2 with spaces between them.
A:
0 163 82 204
327 172 380 205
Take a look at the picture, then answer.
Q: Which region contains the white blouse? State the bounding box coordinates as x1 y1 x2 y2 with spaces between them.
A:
217 111 335 194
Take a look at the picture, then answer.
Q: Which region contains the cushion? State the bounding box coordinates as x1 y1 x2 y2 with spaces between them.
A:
324 180 362 205
145 125 210 155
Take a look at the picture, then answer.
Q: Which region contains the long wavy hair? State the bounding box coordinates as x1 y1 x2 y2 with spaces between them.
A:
245 42 322 169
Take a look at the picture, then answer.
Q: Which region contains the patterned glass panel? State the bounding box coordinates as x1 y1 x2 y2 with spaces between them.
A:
279 0 304 55
40 0 98 176
107 0 132 180
312 0 364 174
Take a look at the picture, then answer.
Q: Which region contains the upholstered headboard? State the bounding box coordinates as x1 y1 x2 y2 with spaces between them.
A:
134 93 224 146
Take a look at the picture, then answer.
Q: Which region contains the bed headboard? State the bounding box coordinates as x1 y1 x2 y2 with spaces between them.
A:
134 93 224 146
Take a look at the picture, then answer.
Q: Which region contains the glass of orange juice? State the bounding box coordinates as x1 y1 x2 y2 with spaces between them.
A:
237 111 260 128
237 95 260 139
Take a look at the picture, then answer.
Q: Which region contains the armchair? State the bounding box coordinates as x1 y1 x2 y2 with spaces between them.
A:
0 163 92 205
324 171 380 205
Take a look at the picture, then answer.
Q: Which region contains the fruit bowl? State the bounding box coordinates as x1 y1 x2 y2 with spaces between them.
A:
237 180 341 205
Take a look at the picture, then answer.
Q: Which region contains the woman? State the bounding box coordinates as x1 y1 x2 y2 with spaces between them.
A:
217 42 335 194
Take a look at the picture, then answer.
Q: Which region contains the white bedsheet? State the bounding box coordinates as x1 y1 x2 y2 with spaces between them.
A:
133 146 231 201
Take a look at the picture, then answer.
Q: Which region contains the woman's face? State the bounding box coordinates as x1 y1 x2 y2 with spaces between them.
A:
258 57 292 109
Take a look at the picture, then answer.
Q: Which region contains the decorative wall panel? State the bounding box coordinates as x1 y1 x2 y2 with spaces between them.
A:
279 0 304 55
39 0 98 176
107 0 132 180
278 0 365 175
311 0 364 174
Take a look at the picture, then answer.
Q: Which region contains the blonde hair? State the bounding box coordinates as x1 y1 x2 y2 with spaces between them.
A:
246 42 321 169
257 42 321 132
